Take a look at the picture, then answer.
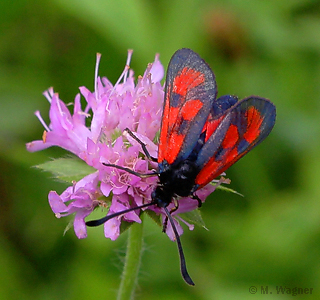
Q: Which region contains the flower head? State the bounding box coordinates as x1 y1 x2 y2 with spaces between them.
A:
27 51 225 240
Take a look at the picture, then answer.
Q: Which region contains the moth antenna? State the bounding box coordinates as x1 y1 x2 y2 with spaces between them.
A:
124 128 157 162
86 202 156 227
163 206 195 286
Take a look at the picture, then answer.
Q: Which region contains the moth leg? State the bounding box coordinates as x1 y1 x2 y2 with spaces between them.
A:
192 193 202 208
124 128 158 162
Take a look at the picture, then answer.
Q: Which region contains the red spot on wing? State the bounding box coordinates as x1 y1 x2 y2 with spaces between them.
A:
166 132 184 164
195 159 220 187
181 99 203 120
203 116 224 142
173 67 205 96
224 147 239 165
195 147 239 187
168 107 180 125
244 107 262 143
159 106 180 163
158 94 170 163
221 124 238 149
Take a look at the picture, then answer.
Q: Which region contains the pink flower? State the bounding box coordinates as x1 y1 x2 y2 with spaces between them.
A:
48 173 100 239
27 51 225 241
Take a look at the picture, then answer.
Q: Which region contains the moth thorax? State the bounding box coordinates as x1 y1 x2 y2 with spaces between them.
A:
159 160 199 198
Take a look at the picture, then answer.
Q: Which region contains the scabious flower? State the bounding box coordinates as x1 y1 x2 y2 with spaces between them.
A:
26 51 223 241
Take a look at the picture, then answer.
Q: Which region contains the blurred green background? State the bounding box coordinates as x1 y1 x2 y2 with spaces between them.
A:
1 0 320 299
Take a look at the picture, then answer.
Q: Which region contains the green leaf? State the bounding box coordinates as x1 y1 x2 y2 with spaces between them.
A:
179 209 207 230
120 220 135 235
145 209 162 227
215 184 244 197
35 157 96 183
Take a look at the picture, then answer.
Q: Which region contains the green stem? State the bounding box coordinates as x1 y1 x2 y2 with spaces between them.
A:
117 217 144 300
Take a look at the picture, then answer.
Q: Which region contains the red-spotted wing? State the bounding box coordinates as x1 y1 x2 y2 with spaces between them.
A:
195 96 276 187
158 48 217 165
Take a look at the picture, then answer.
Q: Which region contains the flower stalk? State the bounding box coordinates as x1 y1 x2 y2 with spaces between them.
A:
117 216 144 300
